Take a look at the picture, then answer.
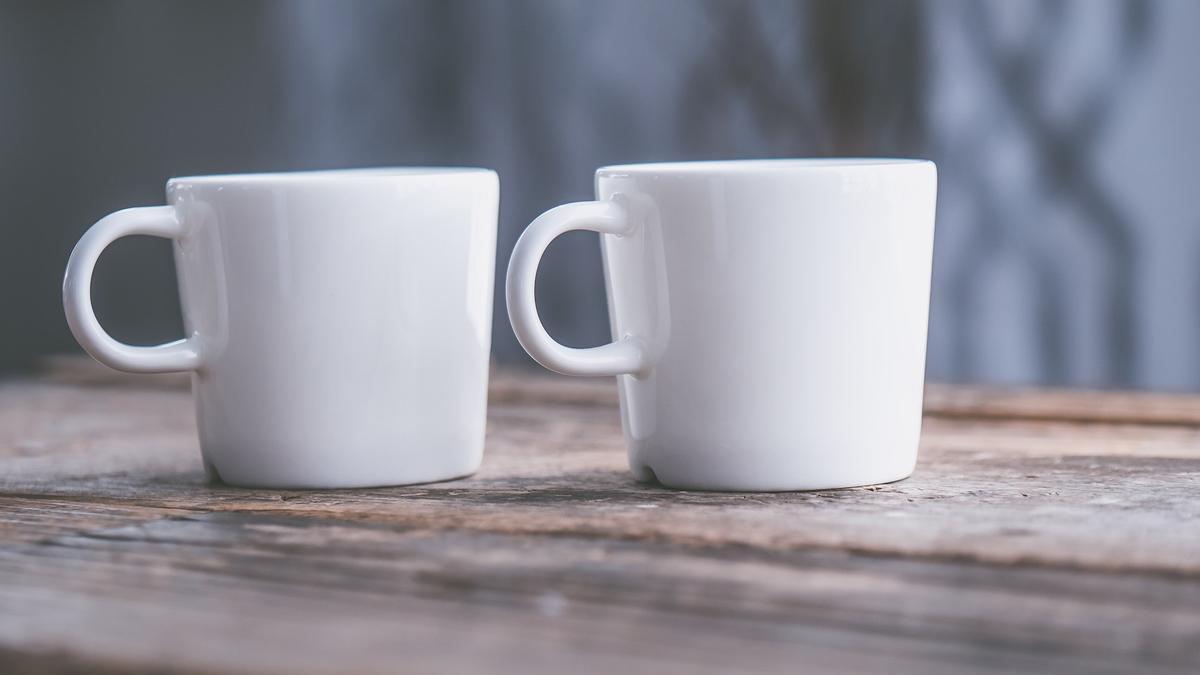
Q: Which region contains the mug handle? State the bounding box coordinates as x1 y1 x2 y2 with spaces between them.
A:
506 200 651 377
63 206 203 373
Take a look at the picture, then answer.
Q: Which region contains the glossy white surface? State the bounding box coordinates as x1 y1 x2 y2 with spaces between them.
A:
508 159 937 491
65 168 499 488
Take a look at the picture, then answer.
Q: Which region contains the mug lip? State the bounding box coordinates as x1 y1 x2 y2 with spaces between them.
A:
597 157 933 176
167 166 496 187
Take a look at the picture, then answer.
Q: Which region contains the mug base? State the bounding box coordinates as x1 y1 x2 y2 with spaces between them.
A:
201 456 480 490
629 461 915 493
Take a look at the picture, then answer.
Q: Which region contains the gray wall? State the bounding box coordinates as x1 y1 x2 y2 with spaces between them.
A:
1 0 1196 390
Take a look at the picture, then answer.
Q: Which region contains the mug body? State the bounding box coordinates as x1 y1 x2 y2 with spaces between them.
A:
167 168 498 488
597 159 936 491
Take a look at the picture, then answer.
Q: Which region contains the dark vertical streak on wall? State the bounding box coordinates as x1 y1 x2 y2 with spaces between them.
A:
805 0 927 157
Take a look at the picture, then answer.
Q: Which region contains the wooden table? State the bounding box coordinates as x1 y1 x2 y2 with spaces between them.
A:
1 358 1198 674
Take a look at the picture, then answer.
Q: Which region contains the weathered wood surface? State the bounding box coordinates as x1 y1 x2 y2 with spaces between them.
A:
1 358 1199 674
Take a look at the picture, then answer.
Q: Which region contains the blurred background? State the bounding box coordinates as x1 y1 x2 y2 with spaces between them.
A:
0 0 1196 390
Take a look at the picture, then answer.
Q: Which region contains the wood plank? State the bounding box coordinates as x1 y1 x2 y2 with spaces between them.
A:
0 511 1196 675
923 383 1200 426
0 497 186 545
3 375 1200 575
2 357 1199 673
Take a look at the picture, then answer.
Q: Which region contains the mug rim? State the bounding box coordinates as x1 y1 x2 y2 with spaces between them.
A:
167 166 495 187
597 157 932 176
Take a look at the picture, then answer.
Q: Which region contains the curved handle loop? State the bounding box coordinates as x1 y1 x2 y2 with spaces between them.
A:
506 200 650 377
63 206 203 373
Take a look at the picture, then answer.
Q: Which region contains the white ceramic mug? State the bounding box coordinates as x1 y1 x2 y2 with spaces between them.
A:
64 168 499 488
507 159 937 491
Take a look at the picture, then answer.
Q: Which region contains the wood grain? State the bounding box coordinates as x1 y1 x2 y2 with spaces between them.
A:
1 357 1198 674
